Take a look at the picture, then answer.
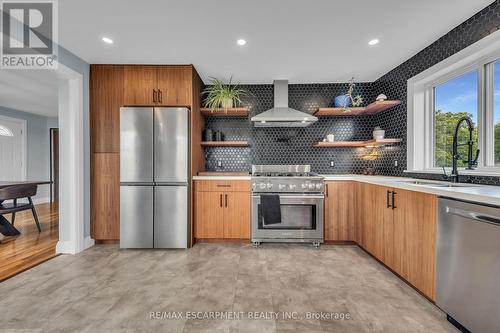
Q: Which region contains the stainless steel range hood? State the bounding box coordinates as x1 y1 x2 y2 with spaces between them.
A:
251 80 318 127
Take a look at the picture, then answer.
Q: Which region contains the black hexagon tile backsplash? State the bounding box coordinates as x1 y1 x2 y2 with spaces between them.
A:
204 1 500 185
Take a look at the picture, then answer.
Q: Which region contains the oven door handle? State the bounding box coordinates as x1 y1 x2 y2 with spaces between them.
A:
252 195 325 200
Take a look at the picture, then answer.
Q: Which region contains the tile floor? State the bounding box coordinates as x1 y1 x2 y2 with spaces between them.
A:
0 244 457 332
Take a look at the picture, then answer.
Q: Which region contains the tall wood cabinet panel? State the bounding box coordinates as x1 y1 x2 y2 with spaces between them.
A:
123 65 157 105
324 181 355 241
157 66 191 106
91 64 204 243
90 65 123 153
91 153 120 240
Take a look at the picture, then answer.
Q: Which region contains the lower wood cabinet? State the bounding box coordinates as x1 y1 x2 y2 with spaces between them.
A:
354 182 437 300
324 181 355 241
194 180 251 240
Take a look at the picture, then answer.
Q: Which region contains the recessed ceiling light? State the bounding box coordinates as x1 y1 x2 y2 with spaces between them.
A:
237 39 247 46
102 37 114 44
368 39 379 46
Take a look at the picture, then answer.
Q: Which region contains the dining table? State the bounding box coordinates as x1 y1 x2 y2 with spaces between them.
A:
0 181 52 237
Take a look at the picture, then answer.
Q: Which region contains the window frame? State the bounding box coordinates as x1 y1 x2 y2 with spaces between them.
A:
407 30 500 176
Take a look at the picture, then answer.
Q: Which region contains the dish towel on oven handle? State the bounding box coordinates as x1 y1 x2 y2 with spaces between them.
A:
260 194 282 225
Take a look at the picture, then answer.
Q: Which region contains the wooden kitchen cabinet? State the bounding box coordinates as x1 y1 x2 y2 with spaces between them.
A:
123 65 157 105
90 65 123 153
157 66 191 106
394 189 437 300
123 65 191 106
194 180 251 240
91 153 120 240
194 191 224 238
354 182 437 300
223 191 251 239
324 181 355 241
359 183 390 262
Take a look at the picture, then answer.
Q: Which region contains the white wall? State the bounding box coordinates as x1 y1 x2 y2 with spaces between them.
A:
0 106 58 202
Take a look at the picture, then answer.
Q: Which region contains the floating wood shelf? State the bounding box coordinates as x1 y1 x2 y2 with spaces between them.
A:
200 141 250 147
314 138 402 148
315 100 401 117
200 107 249 117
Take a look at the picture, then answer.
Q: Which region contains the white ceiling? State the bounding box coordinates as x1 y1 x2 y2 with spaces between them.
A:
59 0 492 83
0 69 59 117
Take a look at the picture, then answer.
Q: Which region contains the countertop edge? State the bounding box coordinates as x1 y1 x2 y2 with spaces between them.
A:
192 174 500 206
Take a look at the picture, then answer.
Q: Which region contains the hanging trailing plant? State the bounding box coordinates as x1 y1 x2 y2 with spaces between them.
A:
202 76 247 110
343 77 363 112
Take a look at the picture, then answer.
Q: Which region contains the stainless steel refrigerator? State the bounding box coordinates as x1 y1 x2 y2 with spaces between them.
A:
120 107 189 249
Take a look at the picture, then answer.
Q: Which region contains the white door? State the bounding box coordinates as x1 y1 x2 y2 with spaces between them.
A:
0 117 25 181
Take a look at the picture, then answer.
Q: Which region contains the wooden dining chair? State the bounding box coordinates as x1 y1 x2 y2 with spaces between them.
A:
0 184 41 232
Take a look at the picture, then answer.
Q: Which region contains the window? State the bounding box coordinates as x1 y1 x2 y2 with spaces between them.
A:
494 60 500 165
0 125 14 137
407 31 500 175
434 71 478 168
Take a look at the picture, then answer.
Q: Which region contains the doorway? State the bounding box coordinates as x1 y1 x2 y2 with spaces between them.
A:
50 128 59 203
0 115 26 181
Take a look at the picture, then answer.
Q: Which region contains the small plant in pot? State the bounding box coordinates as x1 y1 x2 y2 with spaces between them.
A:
202 76 247 111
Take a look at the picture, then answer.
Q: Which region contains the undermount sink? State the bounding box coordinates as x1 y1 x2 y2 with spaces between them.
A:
395 180 475 188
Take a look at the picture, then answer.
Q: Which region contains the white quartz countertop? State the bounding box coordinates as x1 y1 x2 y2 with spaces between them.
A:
193 174 500 206
193 176 251 180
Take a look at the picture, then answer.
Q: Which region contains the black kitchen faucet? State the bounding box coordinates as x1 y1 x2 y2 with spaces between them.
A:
444 116 480 183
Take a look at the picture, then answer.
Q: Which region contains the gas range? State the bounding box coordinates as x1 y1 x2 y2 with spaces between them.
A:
251 165 324 247
251 165 324 194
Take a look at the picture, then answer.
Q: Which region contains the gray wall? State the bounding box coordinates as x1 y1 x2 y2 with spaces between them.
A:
0 106 57 201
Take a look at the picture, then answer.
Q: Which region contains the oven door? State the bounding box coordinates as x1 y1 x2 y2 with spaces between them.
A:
252 193 324 241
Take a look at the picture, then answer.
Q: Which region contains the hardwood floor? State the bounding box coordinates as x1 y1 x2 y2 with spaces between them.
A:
0 203 59 281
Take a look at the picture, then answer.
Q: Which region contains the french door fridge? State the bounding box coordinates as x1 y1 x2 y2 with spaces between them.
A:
120 107 189 248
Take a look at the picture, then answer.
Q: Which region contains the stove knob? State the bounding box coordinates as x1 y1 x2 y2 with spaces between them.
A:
259 183 267 190
289 184 297 190
279 184 286 190
301 183 308 189
316 183 322 189
267 183 273 189
308 183 315 189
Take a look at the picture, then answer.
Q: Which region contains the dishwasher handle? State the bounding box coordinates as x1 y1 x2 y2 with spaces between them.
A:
447 206 500 226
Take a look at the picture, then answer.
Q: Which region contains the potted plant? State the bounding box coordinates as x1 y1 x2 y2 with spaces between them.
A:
202 76 247 109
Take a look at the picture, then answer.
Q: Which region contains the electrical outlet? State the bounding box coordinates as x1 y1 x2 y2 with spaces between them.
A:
330 161 335 167
217 161 222 168
394 160 398 167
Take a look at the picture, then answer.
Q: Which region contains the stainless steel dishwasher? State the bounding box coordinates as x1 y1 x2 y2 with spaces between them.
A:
437 198 500 333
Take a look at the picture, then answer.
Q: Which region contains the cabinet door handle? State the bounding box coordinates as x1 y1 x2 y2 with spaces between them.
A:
220 194 223 207
159 89 163 103
387 190 391 208
225 194 228 207
392 191 397 210
153 89 157 103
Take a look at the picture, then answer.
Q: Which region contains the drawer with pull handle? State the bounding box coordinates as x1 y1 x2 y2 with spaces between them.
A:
195 180 251 192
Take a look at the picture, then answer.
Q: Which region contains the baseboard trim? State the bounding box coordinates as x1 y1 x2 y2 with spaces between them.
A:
83 236 95 250
56 236 95 254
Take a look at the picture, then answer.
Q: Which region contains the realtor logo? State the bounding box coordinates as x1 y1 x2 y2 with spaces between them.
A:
1 0 58 69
